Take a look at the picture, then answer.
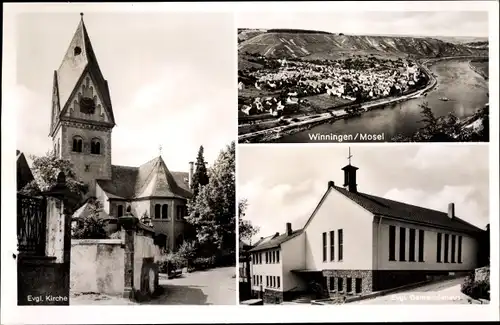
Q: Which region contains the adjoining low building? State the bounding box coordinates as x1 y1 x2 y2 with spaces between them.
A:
249 161 486 304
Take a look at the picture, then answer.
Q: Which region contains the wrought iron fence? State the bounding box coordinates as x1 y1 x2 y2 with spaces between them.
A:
17 194 47 256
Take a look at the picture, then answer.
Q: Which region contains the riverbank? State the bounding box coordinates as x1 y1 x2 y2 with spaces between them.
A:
469 61 489 80
239 55 486 143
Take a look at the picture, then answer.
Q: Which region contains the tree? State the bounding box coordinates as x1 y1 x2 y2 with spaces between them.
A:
72 199 107 239
238 199 259 242
19 151 88 214
177 240 197 267
191 145 209 199
186 142 236 255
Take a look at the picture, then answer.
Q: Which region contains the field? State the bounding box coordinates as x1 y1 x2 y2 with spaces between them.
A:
304 93 352 111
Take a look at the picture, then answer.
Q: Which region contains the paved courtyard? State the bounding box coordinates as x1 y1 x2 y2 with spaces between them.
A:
349 277 471 305
71 266 237 305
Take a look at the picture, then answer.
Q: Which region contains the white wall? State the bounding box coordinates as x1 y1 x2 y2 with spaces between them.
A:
251 248 283 292
281 233 307 291
304 188 374 270
375 218 479 271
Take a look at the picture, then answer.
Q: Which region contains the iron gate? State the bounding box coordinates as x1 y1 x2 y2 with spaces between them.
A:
17 194 47 256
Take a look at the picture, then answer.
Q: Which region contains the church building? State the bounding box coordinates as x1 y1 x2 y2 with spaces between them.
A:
249 155 486 304
50 14 193 251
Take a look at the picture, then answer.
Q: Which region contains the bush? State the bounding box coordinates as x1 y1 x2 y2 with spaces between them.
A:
157 252 186 274
461 274 490 300
191 256 216 271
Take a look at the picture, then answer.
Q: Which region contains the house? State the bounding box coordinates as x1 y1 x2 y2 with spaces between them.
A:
47 14 193 251
249 161 485 304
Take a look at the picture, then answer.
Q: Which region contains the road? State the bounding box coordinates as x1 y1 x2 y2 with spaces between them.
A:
70 266 237 305
349 277 471 305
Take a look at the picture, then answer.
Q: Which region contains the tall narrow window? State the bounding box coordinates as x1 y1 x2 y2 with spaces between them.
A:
409 228 416 262
437 233 442 262
322 232 327 262
154 204 161 219
276 250 280 263
91 138 101 154
338 229 344 261
277 276 280 288
346 278 352 293
265 252 268 264
260 275 262 285
72 136 83 153
458 236 462 263
389 225 396 261
451 235 456 263
444 234 449 263
329 277 335 291
161 204 168 219
117 205 124 217
355 278 362 294
418 230 425 262
399 227 406 261
338 278 344 292
266 276 269 287
330 230 335 261
273 251 276 263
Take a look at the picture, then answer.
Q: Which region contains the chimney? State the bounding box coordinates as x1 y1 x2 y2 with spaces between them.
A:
188 161 194 188
448 203 455 219
341 164 359 193
286 222 292 235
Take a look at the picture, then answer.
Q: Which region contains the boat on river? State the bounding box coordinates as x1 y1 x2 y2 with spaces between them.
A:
439 97 450 101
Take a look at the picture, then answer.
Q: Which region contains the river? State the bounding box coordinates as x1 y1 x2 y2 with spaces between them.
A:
280 59 489 143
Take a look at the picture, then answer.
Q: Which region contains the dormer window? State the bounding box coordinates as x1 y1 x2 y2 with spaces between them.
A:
72 136 83 153
91 138 101 154
74 46 82 56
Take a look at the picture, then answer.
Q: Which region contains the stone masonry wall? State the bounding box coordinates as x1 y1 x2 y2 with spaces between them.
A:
323 269 373 296
263 289 284 304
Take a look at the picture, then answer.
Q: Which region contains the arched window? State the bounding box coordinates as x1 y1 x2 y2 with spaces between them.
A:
91 138 101 154
161 204 168 219
154 204 161 219
72 136 83 153
117 205 124 217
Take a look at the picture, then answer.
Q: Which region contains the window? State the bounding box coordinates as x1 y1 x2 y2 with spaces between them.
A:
72 136 83 152
259 275 262 285
253 275 256 285
418 230 424 262
74 46 82 56
389 225 396 261
338 229 343 261
154 204 161 219
458 236 462 263
322 232 327 262
117 205 124 217
451 235 456 263
277 276 280 288
330 230 335 261
399 227 406 261
338 278 344 292
355 278 362 294
176 206 184 220
161 204 168 219
276 250 280 263
444 234 449 263
409 228 416 262
329 277 335 291
90 138 101 154
272 276 276 287
266 276 269 287
272 251 276 263
265 252 268 264
437 233 442 262
347 278 352 293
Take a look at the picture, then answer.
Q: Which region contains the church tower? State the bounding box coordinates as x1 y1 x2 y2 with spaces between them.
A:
49 13 116 195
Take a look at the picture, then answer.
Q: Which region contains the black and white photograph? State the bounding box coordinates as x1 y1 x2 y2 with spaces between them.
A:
237 11 489 143
238 145 490 305
13 10 237 306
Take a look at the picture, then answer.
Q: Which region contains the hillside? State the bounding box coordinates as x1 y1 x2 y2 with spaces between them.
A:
238 32 488 59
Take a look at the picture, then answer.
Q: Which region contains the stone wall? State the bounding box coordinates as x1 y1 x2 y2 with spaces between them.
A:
263 289 283 304
133 227 161 298
70 239 125 295
323 269 372 295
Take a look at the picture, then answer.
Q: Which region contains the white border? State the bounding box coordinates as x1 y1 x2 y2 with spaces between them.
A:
2 1 499 324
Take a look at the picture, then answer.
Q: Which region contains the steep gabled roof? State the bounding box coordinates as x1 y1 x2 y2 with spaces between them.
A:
302 183 484 235
97 156 192 200
248 230 303 252
16 150 36 191
55 14 115 127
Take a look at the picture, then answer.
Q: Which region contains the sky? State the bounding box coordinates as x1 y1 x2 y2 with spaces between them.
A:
14 11 235 171
237 11 489 38
238 145 490 243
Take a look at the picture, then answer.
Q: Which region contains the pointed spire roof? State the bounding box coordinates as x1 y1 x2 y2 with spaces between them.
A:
55 13 115 125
